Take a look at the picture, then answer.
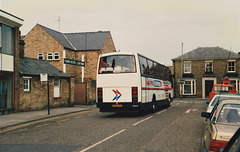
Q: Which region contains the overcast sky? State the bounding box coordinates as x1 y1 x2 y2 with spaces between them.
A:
1 0 239 65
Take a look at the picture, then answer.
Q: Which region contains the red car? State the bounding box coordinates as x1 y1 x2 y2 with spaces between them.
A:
209 84 236 101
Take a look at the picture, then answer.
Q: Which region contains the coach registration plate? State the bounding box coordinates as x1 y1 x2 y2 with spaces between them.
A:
112 104 122 107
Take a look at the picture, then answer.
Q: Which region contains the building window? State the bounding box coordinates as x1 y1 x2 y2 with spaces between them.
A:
54 52 60 60
1 24 14 55
228 61 235 73
183 79 196 95
47 53 53 60
54 78 60 98
38 53 44 60
23 77 31 92
184 62 191 73
205 61 213 73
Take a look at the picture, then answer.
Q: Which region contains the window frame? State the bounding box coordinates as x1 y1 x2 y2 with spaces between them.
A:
1 24 14 55
182 79 196 95
23 76 31 92
184 61 191 73
37 53 44 60
54 78 61 98
228 60 236 73
205 61 213 73
47 52 53 60
99 55 137 74
54 52 60 60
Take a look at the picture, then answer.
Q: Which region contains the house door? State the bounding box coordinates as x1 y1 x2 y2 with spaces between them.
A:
54 79 60 98
205 80 214 98
74 82 86 105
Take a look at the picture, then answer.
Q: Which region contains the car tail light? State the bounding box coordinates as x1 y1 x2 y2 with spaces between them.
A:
97 88 103 103
98 58 103 74
209 140 228 152
132 87 138 102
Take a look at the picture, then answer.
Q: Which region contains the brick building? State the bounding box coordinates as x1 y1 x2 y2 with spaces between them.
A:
19 56 72 111
23 24 116 104
172 47 240 99
0 10 23 115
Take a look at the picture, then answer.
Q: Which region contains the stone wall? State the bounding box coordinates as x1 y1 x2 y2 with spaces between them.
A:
173 59 240 98
19 76 71 111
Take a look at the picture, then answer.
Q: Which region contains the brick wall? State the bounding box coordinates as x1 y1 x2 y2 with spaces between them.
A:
77 33 116 103
64 49 79 77
102 33 116 54
75 33 116 81
23 24 65 73
23 26 116 104
14 27 20 112
19 76 70 111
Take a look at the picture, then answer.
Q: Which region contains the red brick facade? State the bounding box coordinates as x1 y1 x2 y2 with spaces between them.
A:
23 24 116 104
23 24 116 80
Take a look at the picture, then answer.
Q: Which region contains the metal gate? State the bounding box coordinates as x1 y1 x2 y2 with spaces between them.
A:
74 82 86 105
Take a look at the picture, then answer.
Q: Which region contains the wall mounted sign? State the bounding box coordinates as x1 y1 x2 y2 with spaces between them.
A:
64 58 85 67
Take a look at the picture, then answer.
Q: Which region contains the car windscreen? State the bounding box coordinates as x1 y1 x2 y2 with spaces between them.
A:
98 55 136 74
210 96 240 106
216 104 240 124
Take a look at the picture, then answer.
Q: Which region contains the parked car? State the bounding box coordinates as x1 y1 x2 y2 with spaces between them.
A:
201 99 240 152
209 84 236 101
223 127 240 152
206 93 240 113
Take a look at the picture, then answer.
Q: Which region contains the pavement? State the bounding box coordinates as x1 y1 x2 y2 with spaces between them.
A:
0 105 97 131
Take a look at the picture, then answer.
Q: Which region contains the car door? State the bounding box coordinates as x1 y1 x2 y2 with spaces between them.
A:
204 103 218 150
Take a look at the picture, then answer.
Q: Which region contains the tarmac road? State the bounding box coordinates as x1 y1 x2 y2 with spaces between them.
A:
0 99 207 152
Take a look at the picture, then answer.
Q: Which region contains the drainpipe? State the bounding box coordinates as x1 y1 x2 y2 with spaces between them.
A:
69 77 71 107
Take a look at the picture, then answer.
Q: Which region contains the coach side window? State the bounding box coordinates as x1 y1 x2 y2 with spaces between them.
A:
147 60 154 76
153 62 159 77
156 64 161 78
139 56 149 75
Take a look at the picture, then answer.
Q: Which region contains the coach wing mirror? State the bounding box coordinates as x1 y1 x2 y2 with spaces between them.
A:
201 112 211 118
206 101 210 105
